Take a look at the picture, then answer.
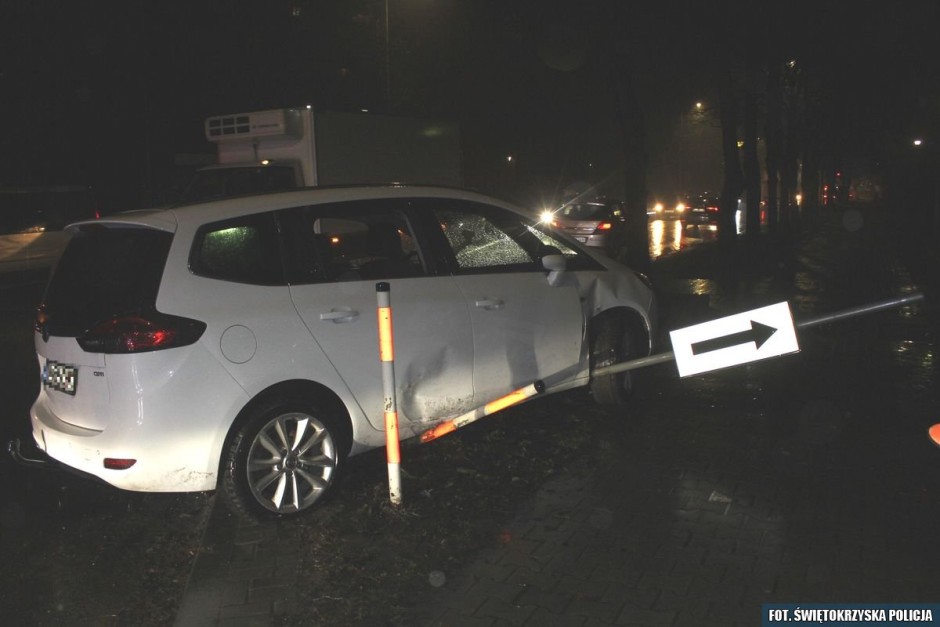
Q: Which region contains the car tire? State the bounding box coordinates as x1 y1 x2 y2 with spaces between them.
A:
589 314 635 408
221 397 347 520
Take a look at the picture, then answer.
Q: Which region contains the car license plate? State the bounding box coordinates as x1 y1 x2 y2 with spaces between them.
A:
42 360 78 395
575 236 587 243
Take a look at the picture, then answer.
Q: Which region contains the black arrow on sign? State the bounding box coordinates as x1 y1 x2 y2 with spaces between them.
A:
690 320 778 356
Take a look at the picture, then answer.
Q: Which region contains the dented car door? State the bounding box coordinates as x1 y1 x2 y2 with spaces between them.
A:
425 200 584 403
281 201 476 433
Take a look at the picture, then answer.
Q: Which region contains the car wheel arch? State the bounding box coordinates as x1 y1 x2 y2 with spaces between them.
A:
219 379 354 475
588 306 651 356
587 307 650 408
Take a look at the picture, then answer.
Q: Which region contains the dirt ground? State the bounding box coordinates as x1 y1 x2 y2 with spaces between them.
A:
273 388 628 626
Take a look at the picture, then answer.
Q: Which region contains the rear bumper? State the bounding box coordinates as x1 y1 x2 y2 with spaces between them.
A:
29 403 221 493
7 437 114 486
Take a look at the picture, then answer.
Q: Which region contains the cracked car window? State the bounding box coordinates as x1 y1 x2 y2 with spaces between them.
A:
525 224 579 257
435 208 534 270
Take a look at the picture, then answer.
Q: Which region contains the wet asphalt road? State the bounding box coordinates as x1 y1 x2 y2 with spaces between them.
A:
1 206 938 625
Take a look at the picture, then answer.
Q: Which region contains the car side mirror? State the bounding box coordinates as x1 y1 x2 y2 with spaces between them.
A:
542 254 566 286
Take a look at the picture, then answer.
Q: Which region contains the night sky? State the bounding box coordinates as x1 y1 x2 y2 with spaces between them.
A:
2 1 938 212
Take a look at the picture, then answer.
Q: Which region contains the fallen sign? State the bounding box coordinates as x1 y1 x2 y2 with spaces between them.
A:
670 301 799 377
591 292 926 379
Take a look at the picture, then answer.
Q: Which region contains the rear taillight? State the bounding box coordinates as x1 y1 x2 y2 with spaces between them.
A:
77 312 206 354
706 205 719 213
104 458 137 470
595 222 613 232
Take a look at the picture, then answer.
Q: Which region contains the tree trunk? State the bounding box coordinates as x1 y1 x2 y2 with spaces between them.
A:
780 66 803 228
743 82 762 241
604 38 650 274
718 71 744 247
764 61 782 233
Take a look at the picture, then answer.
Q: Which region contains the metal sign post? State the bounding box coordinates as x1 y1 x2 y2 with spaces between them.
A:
376 282 402 505
591 293 925 379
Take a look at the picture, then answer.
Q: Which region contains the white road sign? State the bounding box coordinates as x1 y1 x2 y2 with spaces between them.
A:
670 301 800 377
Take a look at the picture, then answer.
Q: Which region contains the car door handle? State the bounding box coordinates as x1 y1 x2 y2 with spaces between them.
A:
319 308 359 323
474 298 504 310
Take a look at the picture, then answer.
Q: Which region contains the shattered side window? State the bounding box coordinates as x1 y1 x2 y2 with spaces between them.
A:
435 207 535 270
525 224 579 257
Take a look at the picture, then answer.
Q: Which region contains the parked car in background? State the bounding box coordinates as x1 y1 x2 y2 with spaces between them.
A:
0 186 98 274
547 200 629 258
26 185 657 520
682 191 720 228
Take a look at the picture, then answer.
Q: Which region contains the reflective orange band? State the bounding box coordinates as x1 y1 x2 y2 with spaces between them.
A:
377 307 394 362
420 420 456 444
929 423 940 448
385 411 401 463
485 388 530 415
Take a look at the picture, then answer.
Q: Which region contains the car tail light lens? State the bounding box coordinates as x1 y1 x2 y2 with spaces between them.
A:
706 205 719 213
104 458 137 470
78 312 206 354
595 222 613 232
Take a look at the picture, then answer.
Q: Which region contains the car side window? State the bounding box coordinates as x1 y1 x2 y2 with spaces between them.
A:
190 212 285 285
525 224 581 257
280 201 425 284
424 200 604 274
433 204 539 272
430 200 601 274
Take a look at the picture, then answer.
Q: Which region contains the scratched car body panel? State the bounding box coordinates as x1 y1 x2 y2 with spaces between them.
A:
29 185 656 517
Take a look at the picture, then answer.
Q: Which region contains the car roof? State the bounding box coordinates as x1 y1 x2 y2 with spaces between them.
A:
69 185 522 233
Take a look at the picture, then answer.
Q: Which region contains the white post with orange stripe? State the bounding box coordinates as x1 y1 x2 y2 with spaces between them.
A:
420 380 545 444
376 282 402 505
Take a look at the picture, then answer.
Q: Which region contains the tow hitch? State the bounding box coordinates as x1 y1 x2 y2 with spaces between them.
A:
6 438 60 470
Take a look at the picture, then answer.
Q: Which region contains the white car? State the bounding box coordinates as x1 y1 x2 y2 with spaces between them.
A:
29 186 657 519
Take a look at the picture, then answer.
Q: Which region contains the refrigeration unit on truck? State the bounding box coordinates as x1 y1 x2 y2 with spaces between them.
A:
181 106 463 203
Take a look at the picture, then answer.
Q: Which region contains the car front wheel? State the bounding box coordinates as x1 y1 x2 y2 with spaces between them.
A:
589 314 636 408
222 399 345 519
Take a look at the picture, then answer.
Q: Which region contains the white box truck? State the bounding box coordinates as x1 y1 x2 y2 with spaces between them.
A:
181 106 463 203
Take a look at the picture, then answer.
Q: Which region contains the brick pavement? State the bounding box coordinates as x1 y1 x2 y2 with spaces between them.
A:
176 208 940 626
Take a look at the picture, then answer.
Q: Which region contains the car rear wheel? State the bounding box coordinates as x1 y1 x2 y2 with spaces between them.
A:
221 399 346 520
589 315 636 408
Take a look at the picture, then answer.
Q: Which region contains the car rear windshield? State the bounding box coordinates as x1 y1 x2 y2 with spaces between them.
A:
558 203 611 220
42 225 173 336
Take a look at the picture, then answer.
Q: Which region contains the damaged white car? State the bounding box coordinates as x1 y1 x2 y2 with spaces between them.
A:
28 186 657 519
